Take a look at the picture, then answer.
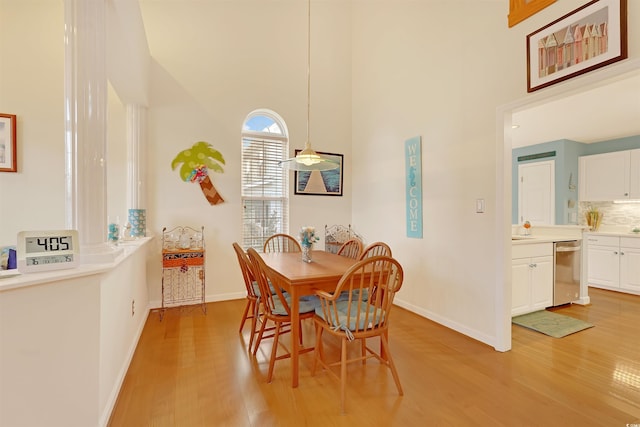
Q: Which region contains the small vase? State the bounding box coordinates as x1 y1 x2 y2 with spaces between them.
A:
301 244 312 263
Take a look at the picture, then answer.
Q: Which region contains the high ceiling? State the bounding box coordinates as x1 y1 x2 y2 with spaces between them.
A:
511 72 640 148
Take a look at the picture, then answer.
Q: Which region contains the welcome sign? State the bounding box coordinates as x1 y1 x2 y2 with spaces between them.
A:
405 136 423 238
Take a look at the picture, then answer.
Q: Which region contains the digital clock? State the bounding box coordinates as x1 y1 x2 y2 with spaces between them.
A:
17 230 80 273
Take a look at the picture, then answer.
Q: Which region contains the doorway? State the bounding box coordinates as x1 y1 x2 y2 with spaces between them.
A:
497 59 640 353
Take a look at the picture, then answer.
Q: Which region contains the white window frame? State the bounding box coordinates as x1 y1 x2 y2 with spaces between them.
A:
241 110 289 251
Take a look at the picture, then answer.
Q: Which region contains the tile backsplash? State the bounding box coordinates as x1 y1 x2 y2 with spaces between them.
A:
579 202 640 228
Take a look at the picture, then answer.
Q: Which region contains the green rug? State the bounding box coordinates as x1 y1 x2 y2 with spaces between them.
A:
512 310 594 338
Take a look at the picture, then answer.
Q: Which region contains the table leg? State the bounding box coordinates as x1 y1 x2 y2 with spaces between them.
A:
290 288 300 388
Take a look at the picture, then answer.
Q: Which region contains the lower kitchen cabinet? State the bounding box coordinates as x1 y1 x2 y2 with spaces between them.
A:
585 234 640 295
512 243 553 316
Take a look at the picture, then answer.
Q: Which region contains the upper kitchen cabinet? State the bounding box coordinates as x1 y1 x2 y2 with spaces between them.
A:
630 149 640 198
579 149 640 201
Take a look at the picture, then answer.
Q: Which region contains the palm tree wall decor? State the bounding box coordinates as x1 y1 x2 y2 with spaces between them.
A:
171 141 226 205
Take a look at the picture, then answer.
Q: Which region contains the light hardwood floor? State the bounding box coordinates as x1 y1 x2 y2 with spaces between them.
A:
108 288 640 426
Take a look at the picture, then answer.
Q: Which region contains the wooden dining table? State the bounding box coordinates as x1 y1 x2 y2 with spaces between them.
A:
259 250 357 388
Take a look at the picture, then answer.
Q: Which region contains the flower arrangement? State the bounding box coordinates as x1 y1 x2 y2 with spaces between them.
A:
585 206 603 231
299 226 320 248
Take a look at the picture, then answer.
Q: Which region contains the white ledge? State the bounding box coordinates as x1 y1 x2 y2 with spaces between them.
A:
0 237 154 293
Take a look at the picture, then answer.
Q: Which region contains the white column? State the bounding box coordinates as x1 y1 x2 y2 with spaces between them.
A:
64 0 119 261
126 104 147 210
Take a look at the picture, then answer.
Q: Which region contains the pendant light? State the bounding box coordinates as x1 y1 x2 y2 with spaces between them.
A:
279 0 339 171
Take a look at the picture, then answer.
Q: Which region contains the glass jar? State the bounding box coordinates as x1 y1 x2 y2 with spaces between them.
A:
301 244 312 263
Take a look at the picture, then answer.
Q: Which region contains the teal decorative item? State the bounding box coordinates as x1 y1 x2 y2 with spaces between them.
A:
107 221 120 245
405 136 423 238
128 209 146 237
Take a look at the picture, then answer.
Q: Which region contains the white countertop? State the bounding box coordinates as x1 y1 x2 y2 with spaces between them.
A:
511 235 582 245
584 231 640 237
0 237 153 292
512 229 640 245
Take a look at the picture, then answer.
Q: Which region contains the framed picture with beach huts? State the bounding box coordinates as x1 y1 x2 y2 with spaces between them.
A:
526 0 627 92
294 150 343 196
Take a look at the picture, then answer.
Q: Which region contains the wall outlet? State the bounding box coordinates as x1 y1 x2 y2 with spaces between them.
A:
131 300 135 317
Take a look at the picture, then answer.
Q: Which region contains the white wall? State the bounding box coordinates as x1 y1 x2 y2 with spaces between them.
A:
351 0 640 349
1 275 102 426
1 0 638 352
139 0 353 303
0 1 66 240
351 0 515 347
0 242 151 427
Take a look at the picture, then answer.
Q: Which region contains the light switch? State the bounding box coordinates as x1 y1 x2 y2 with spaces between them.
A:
476 199 485 213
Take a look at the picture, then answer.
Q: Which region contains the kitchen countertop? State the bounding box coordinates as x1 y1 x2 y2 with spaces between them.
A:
513 230 640 245
511 235 582 245
583 231 640 237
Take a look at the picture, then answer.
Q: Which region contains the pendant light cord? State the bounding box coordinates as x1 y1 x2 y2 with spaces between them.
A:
306 0 311 148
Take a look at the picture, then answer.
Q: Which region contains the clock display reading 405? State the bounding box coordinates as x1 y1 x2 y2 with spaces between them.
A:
17 230 80 273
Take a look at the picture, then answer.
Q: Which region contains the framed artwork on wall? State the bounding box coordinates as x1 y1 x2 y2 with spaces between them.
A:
508 0 557 28
294 150 343 196
0 114 17 173
526 0 628 93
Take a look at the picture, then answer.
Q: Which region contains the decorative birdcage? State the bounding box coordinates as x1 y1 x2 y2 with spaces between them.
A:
324 224 363 254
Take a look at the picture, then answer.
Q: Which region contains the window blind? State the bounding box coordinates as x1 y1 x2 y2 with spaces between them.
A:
241 136 289 251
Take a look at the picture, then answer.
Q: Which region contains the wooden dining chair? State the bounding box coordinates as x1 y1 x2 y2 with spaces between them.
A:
336 238 363 260
246 248 315 382
358 241 392 260
312 255 404 413
263 233 302 253
232 242 263 352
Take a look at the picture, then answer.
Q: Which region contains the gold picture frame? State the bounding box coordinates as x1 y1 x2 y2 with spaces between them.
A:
0 114 17 173
509 0 557 28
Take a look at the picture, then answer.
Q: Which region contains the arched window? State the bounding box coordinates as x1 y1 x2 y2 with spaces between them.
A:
241 110 289 251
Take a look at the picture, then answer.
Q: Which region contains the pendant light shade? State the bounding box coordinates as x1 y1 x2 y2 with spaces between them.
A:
281 142 340 171
279 0 339 172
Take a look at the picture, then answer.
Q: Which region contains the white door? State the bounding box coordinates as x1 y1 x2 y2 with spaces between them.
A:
518 160 555 225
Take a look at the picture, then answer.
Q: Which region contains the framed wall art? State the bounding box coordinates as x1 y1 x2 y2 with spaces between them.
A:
294 150 343 196
0 114 17 173
526 0 627 92
508 0 557 28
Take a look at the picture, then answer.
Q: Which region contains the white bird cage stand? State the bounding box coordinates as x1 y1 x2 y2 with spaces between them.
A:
160 226 206 320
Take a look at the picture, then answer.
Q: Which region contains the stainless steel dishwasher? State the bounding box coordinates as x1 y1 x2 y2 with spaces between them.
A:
553 240 581 306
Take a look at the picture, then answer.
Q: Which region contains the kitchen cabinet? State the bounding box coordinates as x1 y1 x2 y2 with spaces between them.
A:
579 149 640 201
585 234 640 295
512 242 553 316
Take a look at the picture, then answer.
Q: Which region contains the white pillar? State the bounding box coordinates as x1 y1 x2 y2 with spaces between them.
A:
64 0 119 261
126 104 147 210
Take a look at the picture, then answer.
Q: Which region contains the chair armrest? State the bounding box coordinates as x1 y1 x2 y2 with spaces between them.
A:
315 289 337 301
